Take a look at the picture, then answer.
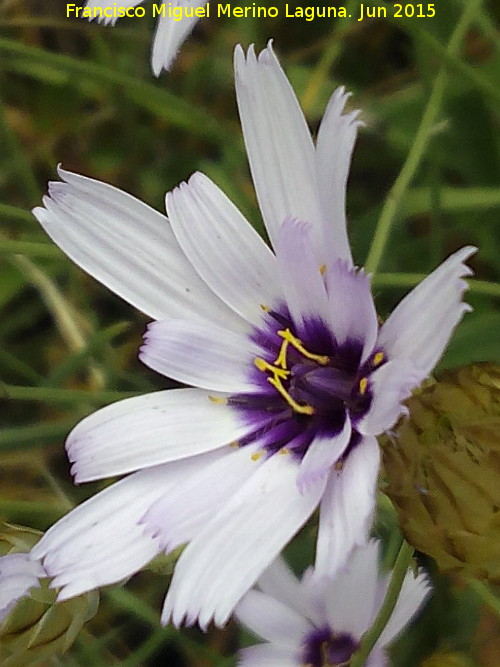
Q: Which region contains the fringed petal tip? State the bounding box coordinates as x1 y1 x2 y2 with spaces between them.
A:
327 85 363 127
160 602 194 630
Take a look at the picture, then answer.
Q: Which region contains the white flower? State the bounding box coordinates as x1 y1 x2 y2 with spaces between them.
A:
31 43 474 629
84 0 207 75
0 553 45 622
236 541 431 667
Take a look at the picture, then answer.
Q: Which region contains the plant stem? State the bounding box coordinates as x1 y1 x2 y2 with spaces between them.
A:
3 384 137 404
372 274 500 298
365 0 482 275
350 540 415 667
0 238 62 258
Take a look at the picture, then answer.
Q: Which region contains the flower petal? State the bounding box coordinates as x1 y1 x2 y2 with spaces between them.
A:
322 540 380 639
0 554 45 621
238 644 299 667
325 260 378 361
234 43 323 257
150 1 206 75
31 455 221 600
316 87 361 267
315 436 380 579
162 453 326 629
258 557 312 621
66 388 250 482
142 443 264 551
376 570 431 647
139 319 258 393
236 588 311 645
297 416 351 494
33 167 245 329
275 218 330 339
84 0 144 26
377 246 476 380
356 359 420 436
365 647 389 667
166 172 282 323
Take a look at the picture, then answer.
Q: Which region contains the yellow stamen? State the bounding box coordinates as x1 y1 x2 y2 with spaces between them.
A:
268 376 315 415
320 264 326 275
254 357 289 380
359 378 368 395
229 441 240 449
373 351 384 366
274 337 290 369
279 447 290 456
251 451 262 462
208 395 227 404
278 328 330 365
334 458 344 471
260 304 270 312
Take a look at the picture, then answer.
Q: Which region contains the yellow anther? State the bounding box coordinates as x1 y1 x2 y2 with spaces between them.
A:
254 357 289 380
274 338 290 370
320 264 326 275
359 378 368 395
373 351 384 366
279 447 290 456
260 304 270 312
334 458 344 471
208 395 227 404
268 376 315 415
251 451 263 462
229 441 240 449
277 329 330 365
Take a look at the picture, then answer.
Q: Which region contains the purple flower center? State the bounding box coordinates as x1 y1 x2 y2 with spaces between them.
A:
229 307 384 461
301 626 359 666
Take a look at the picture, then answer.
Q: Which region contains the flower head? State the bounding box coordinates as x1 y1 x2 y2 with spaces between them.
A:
32 43 474 628
236 541 430 667
83 0 206 75
383 362 500 583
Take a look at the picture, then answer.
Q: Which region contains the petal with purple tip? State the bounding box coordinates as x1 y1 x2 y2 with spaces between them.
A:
325 259 378 361
275 218 330 340
356 359 420 436
140 319 259 393
297 416 351 494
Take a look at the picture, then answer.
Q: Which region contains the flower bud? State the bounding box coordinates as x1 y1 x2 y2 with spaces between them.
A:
0 524 99 664
382 363 500 583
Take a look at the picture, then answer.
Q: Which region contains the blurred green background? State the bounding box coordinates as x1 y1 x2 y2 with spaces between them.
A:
0 0 499 664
